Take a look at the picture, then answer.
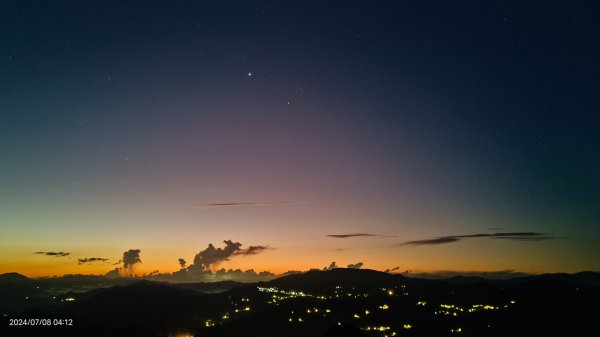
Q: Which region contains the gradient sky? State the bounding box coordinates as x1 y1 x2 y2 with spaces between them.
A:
1 1 598 278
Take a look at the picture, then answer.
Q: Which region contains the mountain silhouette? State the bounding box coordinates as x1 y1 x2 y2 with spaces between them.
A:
1 269 598 337
0 272 31 283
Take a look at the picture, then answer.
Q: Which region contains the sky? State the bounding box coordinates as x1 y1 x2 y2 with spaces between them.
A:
0 1 598 278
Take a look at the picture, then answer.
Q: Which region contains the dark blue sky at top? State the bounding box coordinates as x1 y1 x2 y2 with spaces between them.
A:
0 0 598 239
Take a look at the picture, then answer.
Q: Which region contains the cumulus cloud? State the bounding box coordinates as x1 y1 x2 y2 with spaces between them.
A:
186 240 271 273
122 249 142 276
78 257 109 265
34 251 70 257
189 240 242 272
403 232 559 245
214 268 276 282
323 261 338 270
105 268 121 278
178 258 186 269
347 262 363 269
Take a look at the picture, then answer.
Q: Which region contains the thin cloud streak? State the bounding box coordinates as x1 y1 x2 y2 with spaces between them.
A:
403 232 560 246
404 237 460 245
78 257 109 265
405 269 532 279
34 251 70 257
327 233 393 239
192 201 315 209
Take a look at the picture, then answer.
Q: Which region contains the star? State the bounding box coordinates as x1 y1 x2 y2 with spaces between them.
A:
247 72 253 77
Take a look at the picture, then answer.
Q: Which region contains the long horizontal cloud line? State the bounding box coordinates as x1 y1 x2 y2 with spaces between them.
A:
327 233 394 238
78 257 109 265
34 251 70 257
404 237 460 245
453 232 547 238
403 232 560 245
192 201 314 209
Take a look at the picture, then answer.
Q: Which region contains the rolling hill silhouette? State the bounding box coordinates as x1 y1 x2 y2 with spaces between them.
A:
1 269 598 337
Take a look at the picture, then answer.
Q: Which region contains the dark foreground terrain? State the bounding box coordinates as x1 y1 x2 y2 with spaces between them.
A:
1 269 599 337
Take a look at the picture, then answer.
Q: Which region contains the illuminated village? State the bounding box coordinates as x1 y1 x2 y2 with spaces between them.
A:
1 268 597 337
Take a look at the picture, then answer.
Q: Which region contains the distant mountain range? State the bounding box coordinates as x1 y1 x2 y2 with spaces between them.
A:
1 269 599 337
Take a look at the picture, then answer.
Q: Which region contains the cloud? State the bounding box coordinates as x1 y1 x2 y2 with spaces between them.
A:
403 232 559 245
404 237 460 245
193 201 314 209
178 258 186 269
78 257 109 265
409 269 531 279
326 233 387 239
122 249 142 276
122 249 142 268
234 245 273 256
488 235 560 241
454 232 550 239
144 267 280 283
385 266 400 273
105 268 121 278
214 268 276 282
323 261 338 270
34 251 70 257
347 262 363 269
189 240 242 272
187 240 271 273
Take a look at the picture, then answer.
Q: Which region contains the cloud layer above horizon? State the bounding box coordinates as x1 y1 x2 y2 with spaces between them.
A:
403 232 560 245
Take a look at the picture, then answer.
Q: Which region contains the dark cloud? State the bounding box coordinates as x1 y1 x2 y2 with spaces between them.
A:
403 232 560 245
385 266 400 273
489 235 562 241
187 240 270 273
34 251 70 257
404 237 460 245
143 267 279 283
78 257 109 265
144 270 160 277
105 268 121 278
234 245 272 256
122 249 142 276
178 258 186 269
327 233 382 238
347 262 364 269
409 269 531 279
454 232 550 239
323 261 338 270
189 240 242 272
214 268 276 282
194 201 313 209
